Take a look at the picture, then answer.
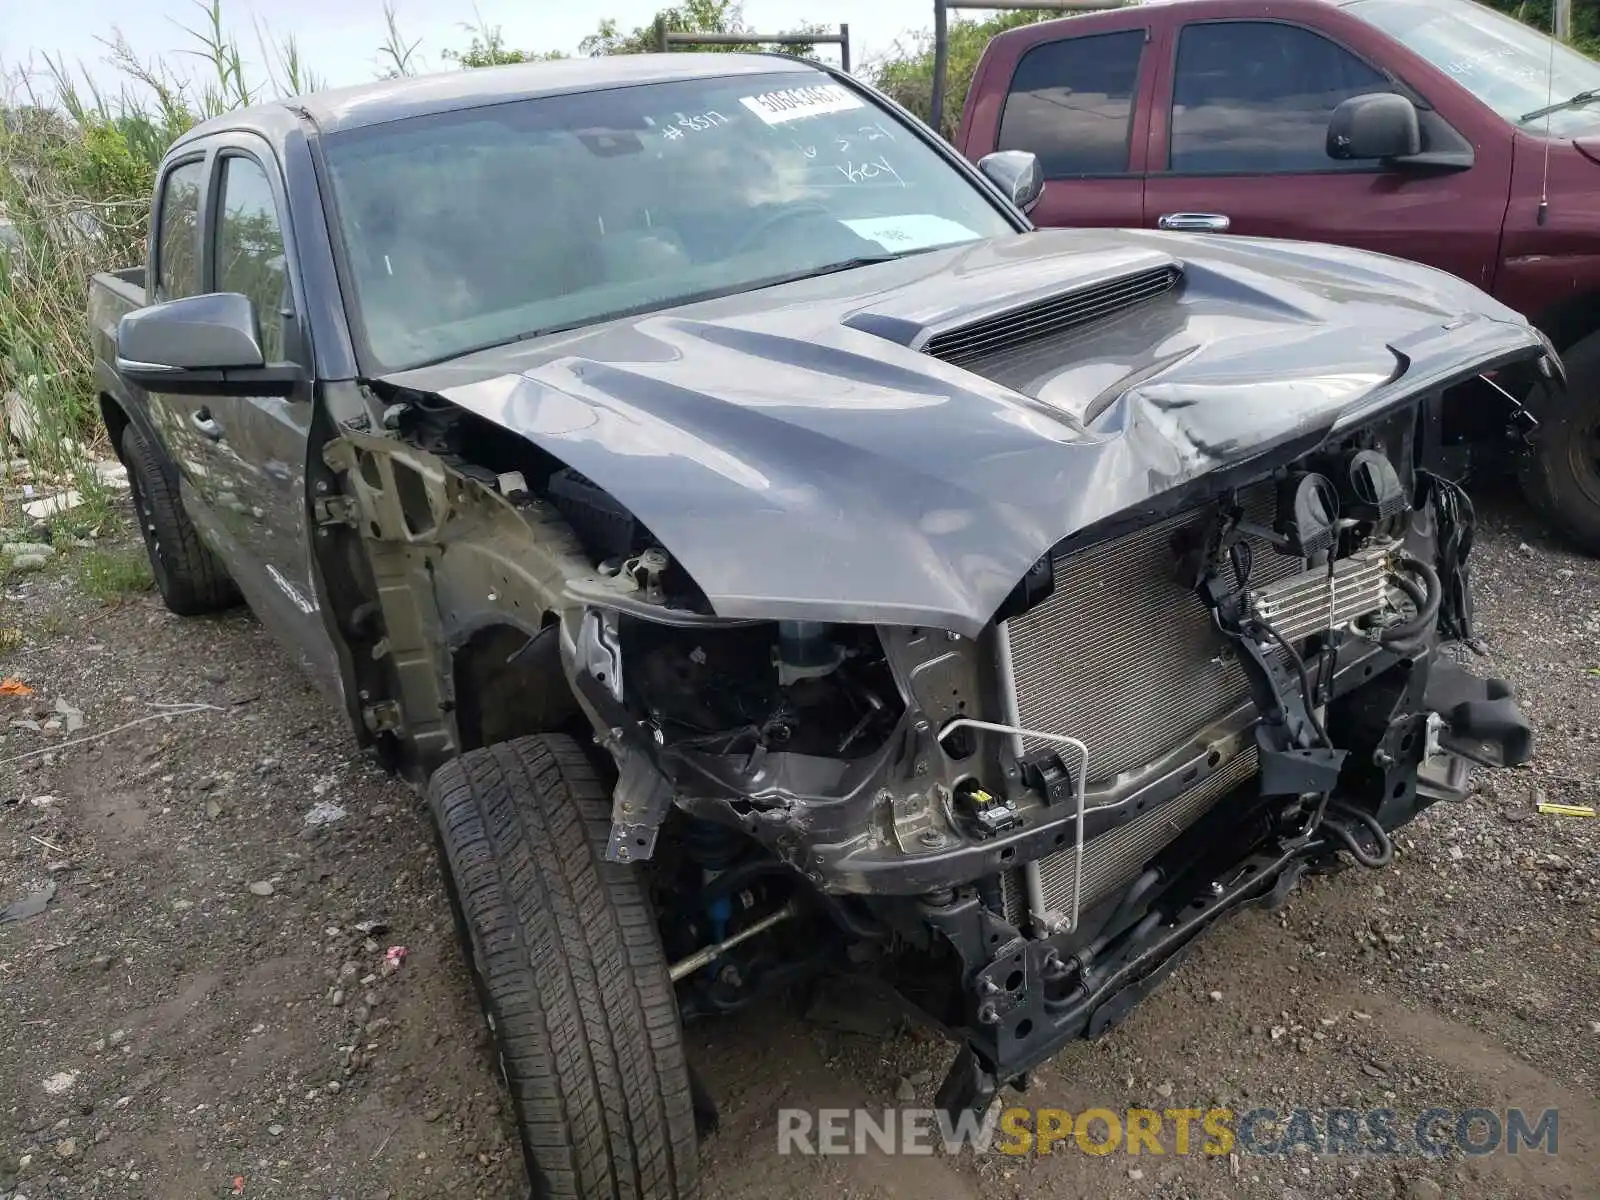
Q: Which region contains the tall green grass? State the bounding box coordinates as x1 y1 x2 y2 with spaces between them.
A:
0 6 465 535
0 3 323 525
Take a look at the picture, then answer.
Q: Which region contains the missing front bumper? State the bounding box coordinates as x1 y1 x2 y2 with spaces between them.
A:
928 829 1316 1105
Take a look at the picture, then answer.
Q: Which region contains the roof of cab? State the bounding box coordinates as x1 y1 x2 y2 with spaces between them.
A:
174 52 823 147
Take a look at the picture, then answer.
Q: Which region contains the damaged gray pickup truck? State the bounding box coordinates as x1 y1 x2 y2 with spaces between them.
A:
91 53 1557 1198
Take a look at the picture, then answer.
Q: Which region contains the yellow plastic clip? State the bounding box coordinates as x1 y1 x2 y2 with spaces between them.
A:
1536 801 1597 818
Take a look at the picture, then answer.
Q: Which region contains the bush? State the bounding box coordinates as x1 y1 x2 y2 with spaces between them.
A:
0 25 213 488
0 98 171 478
871 11 1052 139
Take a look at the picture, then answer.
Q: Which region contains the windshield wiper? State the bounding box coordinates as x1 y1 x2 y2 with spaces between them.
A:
743 252 914 288
1520 88 1600 124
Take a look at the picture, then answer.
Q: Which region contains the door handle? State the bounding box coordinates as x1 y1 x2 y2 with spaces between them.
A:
190 408 225 441
1158 212 1231 233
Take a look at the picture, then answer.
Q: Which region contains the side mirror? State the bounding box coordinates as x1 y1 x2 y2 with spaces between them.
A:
1327 93 1422 162
116 292 300 397
976 150 1045 214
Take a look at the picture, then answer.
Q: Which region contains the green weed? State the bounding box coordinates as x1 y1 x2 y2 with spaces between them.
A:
72 544 153 602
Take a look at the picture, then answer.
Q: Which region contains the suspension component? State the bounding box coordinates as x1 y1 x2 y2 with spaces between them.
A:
667 901 799 982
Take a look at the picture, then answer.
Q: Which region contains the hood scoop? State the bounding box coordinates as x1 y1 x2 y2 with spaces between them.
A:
920 264 1181 370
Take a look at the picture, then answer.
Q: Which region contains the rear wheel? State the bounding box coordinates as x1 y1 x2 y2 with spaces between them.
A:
1522 329 1600 556
119 421 238 614
428 734 699 1199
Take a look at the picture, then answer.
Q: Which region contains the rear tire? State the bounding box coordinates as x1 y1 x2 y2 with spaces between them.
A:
119 421 238 614
1522 329 1600 556
428 734 699 1200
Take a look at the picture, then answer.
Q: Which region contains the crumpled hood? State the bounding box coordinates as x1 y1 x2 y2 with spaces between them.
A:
383 228 1547 635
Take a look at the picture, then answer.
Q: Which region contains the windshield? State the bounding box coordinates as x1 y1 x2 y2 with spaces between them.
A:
1347 0 1600 134
323 70 1016 372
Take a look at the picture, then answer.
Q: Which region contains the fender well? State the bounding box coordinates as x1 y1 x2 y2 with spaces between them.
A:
451 619 582 753
1535 288 1600 355
322 418 658 778
99 393 131 453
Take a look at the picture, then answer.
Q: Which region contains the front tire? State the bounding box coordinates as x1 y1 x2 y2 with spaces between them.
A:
1522 329 1600 556
428 734 699 1199
119 421 238 614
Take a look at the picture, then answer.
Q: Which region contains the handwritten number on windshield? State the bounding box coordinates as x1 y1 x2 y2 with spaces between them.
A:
659 110 731 141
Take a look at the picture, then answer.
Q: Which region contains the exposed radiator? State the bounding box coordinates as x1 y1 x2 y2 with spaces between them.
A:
1004 493 1300 786
1001 747 1259 926
996 490 1398 932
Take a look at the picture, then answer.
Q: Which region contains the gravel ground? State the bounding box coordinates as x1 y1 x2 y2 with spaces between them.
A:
2 485 1597 1200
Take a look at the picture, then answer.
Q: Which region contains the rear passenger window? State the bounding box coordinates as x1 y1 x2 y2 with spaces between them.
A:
1169 21 1392 174
155 159 205 302
998 31 1145 177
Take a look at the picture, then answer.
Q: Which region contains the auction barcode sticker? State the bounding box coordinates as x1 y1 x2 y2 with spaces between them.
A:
740 84 863 124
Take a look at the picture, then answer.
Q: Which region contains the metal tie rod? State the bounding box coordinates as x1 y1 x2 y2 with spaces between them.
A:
667 900 801 982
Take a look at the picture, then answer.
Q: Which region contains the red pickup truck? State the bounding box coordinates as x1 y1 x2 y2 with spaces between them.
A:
957 0 1600 550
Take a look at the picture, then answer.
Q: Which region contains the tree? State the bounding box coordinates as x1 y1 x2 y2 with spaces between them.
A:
1484 0 1600 55
443 22 567 68
580 1 823 59
870 11 1050 139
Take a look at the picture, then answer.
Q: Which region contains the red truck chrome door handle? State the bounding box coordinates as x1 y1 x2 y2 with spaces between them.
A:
1158 212 1231 233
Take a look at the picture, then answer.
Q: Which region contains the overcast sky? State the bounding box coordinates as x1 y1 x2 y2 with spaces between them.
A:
3 0 952 100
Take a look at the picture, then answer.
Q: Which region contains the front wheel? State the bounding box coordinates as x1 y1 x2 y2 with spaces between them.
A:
428 734 699 1199
1522 329 1600 556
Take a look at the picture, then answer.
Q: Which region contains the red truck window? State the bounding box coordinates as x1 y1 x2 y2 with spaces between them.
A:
1169 21 1390 174
154 159 205 302
997 30 1145 178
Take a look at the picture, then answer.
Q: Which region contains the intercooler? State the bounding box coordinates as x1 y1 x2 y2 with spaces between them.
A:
995 492 1392 927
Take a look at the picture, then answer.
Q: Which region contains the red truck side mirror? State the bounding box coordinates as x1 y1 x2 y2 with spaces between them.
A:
1327 93 1422 162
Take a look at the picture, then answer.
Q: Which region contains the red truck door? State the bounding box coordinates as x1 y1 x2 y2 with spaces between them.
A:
1139 13 1512 292
958 17 1158 229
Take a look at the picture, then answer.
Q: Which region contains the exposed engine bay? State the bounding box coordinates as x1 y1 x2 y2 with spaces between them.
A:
414 386 1523 1115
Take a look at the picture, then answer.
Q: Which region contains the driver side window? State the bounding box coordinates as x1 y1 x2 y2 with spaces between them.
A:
1168 21 1392 174
214 155 289 361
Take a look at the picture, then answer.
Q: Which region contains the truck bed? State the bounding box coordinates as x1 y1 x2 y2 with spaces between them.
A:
91 266 146 313
89 267 147 397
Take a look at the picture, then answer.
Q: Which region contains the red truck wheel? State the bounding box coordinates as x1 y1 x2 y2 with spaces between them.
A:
1523 330 1600 557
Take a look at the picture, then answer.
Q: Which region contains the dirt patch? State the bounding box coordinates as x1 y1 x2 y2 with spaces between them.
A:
3 487 1597 1200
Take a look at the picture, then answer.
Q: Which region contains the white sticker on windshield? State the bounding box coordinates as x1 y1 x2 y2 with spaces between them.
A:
842 215 980 252
740 84 863 125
